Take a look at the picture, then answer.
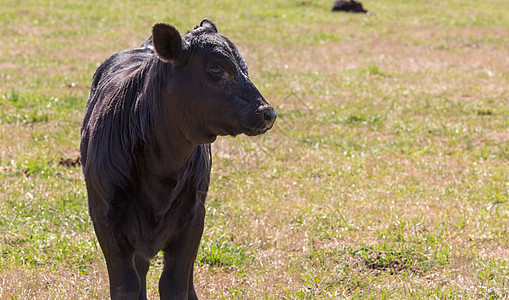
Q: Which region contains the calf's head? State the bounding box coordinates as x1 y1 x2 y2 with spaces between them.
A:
152 19 276 144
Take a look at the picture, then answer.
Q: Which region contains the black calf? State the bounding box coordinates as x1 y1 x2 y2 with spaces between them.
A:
80 19 275 299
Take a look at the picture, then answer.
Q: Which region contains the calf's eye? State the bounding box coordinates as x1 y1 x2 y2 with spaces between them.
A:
208 66 225 77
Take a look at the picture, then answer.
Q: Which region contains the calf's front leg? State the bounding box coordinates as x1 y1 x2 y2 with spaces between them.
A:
93 220 142 300
105 254 141 300
159 206 205 300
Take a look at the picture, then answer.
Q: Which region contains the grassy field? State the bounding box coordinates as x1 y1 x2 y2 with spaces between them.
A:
1 0 508 298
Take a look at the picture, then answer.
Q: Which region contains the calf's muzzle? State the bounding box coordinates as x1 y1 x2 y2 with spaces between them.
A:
262 106 277 130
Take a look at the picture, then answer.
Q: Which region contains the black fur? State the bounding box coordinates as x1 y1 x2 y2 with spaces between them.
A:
332 0 368 13
80 19 275 299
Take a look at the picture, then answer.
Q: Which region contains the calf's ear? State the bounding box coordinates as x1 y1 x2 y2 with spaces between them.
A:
152 23 183 63
199 18 218 33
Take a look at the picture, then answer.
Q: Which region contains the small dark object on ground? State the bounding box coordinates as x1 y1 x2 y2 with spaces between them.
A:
80 19 275 299
332 0 368 13
59 157 81 168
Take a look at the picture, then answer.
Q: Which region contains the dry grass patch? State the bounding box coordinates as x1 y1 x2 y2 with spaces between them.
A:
0 264 108 299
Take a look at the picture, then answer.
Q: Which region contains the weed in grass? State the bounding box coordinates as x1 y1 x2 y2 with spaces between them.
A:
197 233 251 271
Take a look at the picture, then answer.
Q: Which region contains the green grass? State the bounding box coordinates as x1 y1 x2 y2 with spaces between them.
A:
1 0 509 298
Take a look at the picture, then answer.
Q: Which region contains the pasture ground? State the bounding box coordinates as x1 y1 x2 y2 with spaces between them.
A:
1 0 508 298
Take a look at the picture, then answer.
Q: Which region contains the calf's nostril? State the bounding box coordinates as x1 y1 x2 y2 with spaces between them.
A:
262 108 277 128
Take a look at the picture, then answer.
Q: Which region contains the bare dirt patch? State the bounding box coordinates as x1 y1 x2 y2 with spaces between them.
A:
357 249 426 275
